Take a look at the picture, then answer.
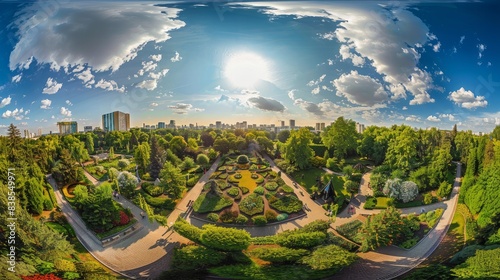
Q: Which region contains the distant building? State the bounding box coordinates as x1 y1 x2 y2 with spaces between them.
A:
37 128 42 136
158 122 166 129
84 126 93 132
281 121 285 128
356 122 365 134
289 119 296 130
315 123 321 131
169 120 176 128
215 121 222 129
58 121 78 135
320 123 325 130
102 111 130 132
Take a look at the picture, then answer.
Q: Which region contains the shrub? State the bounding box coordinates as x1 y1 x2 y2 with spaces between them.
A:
437 181 453 199
239 194 265 216
95 166 105 174
117 159 130 170
43 198 54 211
265 209 278 222
400 237 418 249
143 183 163 197
237 155 250 164
220 209 239 223
234 173 242 179
252 215 268 226
301 245 357 270
423 193 433 205
187 175 201 188
276 213 288 221
250 247 309 263
196 154 210 166
200 225 251 251
399 181 419 203
279 184 294 193
326 233 359 252
193 193 233 213
217 179 230 190
336 220 363 243
173 245 227 270
276 231 326 249
235 214 248 224
240 187 249 194
54 259 77 272
113 211 130 226
174 218 203 243
254 176 264 184
227 187 240 197
269 195 303 214
207 213 219 222
254 186 265 195
264 182 278 191
351 173 363 183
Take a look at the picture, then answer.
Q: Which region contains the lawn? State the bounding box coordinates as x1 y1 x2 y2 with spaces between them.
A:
238 170 258 192
193 192 233 213
291 168 346 196
364 196 392 209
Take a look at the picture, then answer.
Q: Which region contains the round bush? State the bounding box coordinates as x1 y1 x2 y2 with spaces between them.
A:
254 186 265 195
251 173 258 179
118 159 130 169
234 173 242 179
240 187 249 194
252 215 267 226
227 187 240 197
236 155 250 164
264 182 278 191
235 214 248 224
207 213 219 222
276 213 288 221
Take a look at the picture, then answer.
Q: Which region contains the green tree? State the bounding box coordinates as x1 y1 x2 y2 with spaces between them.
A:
170 136 188 157
358 207 408 252
277 130 291 143
134 142 150 174
452 248 500 278
344 180 359 195
24 178 45 215
117 171 138 198
52 149 81 185
282 128 314 170
214 138 230 155
85 133 95 154
109 146 115 160
492 125 500 141
385 126 417 174
321 117 358 159
200 131 215 147
160 161 186 199
149 135 164 180
256 136 274 154
196 153 210 166
7 123 22 162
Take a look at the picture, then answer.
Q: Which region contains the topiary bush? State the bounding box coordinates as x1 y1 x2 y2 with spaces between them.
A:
265 209 278 222
252 215 268 226
207 213 219 222
172 245 227 270
200 225 251 251
220 209 239 223
236 155 250 164
234 173 242 179
250 247 309 263
227 187 240 197
239 194 265 216
235 214 248 224
240 187 249 194
276 213 288 221
254 186 265 195
264 182 278 191
269 195 303 214
174 218 203 244
276 232 326 249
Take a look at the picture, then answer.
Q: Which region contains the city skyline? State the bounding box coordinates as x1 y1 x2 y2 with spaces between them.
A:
1 1 499 135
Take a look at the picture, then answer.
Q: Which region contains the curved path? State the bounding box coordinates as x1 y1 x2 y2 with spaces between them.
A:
51 154 461 280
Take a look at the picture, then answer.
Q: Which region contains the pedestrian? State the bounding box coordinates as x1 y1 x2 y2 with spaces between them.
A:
140 212 145 218
116 193 119 200
421 208 425 214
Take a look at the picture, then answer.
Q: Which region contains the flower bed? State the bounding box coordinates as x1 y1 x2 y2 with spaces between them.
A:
239 194 264 216
268 194 303 214
336 220 363 244
193 193 233 213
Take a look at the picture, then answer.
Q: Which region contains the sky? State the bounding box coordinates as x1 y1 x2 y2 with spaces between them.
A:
0 0 499 135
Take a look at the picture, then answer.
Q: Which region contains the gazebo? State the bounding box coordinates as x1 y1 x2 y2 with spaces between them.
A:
319 178 336 201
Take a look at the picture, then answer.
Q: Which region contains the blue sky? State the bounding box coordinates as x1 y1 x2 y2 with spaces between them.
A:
0 0 499 135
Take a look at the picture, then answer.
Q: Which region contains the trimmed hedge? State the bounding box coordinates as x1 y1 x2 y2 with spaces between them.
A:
174 218 203 244
276 231 327 249
250 247 308 263
200 225 251 251
207 213 219 222
173 245 227 270
252 215 268 226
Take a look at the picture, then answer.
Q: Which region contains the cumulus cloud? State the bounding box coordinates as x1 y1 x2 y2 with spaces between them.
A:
311 86 320 95
448 87 487 109
427 115 440 122
243 2 436 105
215 85 226 92
333 70 388 106
402 106 408 110
433 41 441 52
339 45 365 66
294 98 324 116
148 69 169 80
60 107 72 117
439 113 456 121
168 103 203 114
75 68 95 86
12 74 22 83
150 102 158 107
9 3 185 72
136 79 158 91
477 44 486 59
42 78 63 94
95 79 125 92
247 96 285 112
65 100 73 106
288 90 296 100
150 54 162 62
405 115 421 122
307 74 326 87
2 108 24 120
40 99 52 109
0 96 12 108
170 51 182 62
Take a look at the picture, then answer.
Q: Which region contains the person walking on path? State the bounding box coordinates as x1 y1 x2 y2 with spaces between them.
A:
140 212 145 219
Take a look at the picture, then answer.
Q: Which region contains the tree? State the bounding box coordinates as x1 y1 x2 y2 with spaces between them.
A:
301 245 357 270
24 178 45 215
196 154 210 166
134 142 150 174
321 117 358 159
437 181 452 199
282 128 314 170
345 180 359 196
52 149 80 185
277 130 291 143
399 181 419 203
452 248 500 278
170 136 187 157
85 133 95 154
160 161 186 199
200 132 215 147
256 136 273 154
213 138 230 155
358 207 409 252
149 135 164 180
117 171 138 197
7 123 22 162
492 125 500 141
383 178 402 199
109 146 114 160
385 126 417 174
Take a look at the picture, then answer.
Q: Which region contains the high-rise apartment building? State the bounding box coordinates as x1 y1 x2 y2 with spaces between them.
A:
216 121 222 129
58 121 78 135
169 120 176 128
102 111 130 132
356 122 365 134
84 126 93 132
289 119 296 130
158 122 166 129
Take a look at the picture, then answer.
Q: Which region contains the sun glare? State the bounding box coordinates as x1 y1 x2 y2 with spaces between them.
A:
224 52 270 88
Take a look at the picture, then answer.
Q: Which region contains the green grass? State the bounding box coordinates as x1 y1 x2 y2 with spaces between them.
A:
344 156 375 166
291 169 346 196
193 192 233 213
450 210 465 244
96 219 138 239
364 196 392 209
268 194 303 214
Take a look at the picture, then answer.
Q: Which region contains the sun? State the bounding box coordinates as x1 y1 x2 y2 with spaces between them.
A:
224 52 270 88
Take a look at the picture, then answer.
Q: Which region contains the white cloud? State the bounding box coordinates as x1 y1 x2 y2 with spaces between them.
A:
0 96 12 108
95 79 125 92
2 108 24 120
60 107 72 117
12 74 22 83
477 44 486 59
433 41 441 52
247 96 286 112
294 98 324 116
136 79 158 91
40 99 52 109
448 87 487 109
51 115 55 119
72 65 85 73
243 2 436 105
307 74 326 87
311 86 320 95
150 54 162 62
10 3 185 72
333 70 388 106
75 68 95 86
405 115 421 122
168 103 203 114
150 102 158 107
459 35 465 44
439 113 456 121
148 69 169 79
427 115 440 122
327 59 334 65
42 78 63 94
170 51 182 62
339 45 365 66
65 100 73 106
402 106 408 110
288 90 296 100
215 85 226 92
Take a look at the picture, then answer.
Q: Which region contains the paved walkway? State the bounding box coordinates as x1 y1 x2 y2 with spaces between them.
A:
49 157 221 279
